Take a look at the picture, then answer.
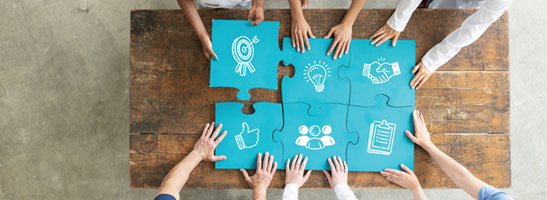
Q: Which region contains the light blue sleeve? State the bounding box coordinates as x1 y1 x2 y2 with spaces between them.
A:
478 185 513 200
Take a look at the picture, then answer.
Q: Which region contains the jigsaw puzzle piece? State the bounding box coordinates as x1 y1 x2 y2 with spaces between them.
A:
215 102 284 169
281 38 351 116
346 95 414 172
210 20 291 101
273 103 358 170
338 39 415 107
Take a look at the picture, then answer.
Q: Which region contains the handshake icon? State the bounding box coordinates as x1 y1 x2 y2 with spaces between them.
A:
363 61 401 84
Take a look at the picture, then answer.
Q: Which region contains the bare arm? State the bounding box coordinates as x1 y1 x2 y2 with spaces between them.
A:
176 0 217 60
155 122 228 200
406 110 487 199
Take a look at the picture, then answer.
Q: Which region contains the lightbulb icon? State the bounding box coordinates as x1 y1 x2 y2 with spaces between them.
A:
304 60 330 92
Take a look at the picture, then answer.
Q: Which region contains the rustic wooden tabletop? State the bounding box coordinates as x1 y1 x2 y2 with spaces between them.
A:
129 9 510 189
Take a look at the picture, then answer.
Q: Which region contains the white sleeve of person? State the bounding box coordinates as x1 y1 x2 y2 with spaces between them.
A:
334 183 358 200
282 184 299 200
421 0 513 72
386 0 422 32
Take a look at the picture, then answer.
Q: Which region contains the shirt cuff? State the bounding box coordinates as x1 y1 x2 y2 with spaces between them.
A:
333 183 357 200
283 184 299 200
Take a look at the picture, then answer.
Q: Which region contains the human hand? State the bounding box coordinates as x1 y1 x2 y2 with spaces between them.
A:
201 38 218 61
192 122 227 162
325 22 352 59
248 2 264 26
370 23 401 47
381 164 422 191
405 110 435 151
291 15 316 53
323 156 348 189
240 152 278 190
285 154 312 187
410 62 432 89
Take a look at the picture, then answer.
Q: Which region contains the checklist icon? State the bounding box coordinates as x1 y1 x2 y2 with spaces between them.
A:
367 120 396 155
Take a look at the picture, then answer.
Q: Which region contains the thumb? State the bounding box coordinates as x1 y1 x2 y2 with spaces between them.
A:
405 130 418 143
214 155 227 161
411 63 420 73
323 170 332 181
324 28 334 38
253 19 262 26
242 122 249 133
303 170 312 181
240 169 251 180
308 30 316 38
400 164 414 175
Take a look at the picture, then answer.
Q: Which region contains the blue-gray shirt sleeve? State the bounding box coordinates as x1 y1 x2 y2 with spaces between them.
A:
154 194 176 200
478 185 512 200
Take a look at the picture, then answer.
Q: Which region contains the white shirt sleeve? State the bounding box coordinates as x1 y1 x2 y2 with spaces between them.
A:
386 0 422 32
282 184 299 200
421 0 513 72
333 184 358 200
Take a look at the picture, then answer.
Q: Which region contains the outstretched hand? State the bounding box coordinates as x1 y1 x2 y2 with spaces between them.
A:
240 152 278 190
291 16 316 53
325 22 352 59
381 164 421 190
285 154 312 187
323 156 349 189
248 2 264 26
370 24 401 47
410 62 432 89
192 122 227 162
405 110 434 150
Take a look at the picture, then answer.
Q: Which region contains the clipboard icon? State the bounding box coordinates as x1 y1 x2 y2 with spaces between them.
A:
367 120 396 155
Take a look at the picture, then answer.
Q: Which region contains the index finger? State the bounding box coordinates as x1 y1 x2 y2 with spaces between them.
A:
326 40 338 56
256 153 263 169
300 156 308 172
304 34 311 51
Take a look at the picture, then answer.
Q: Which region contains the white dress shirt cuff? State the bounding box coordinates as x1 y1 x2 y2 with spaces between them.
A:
333 183 358 200
283 184 299 200
386 0 422 32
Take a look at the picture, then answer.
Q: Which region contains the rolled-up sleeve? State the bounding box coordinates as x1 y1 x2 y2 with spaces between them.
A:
386 0 422 32
283 184 299 200
421 0 513 72
333 183 358 200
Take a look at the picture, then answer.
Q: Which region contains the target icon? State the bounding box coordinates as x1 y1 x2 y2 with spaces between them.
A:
232 36 259 76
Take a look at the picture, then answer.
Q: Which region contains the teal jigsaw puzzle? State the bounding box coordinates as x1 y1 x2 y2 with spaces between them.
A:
210 20 291 101
273 103 358 170
338 39 415 107
215 102 284 169
281 38 351 116
346 95 414 172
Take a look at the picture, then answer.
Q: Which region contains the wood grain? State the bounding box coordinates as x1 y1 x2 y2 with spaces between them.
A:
129 133 510 189
130 9 509 134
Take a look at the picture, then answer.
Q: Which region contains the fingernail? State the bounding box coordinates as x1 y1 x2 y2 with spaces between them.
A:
247 22 254 26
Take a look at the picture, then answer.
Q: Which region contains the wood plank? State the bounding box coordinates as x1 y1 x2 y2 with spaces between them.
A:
130 9 509 134
130 133 510 189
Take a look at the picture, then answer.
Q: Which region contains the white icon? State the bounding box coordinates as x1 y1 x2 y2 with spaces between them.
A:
367 120 396 155
304 60 331 92
235 122 260 150
295 125 335 150
363 57 401 84
232 36 259 76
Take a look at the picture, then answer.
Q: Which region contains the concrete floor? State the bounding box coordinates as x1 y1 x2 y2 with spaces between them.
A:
0 0 546 199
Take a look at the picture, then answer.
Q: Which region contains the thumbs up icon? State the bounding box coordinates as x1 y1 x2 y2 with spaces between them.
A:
235 122 260 150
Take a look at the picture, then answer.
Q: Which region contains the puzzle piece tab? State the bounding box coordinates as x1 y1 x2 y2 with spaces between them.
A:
281 38 351 116
273 103 358 170
210 20 291 101
339 39 415 107
215 102 283 169
346 95 414 172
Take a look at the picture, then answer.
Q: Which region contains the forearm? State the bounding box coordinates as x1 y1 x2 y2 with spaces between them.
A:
157 151 203 198
288 0 305 19
177 0 209 42
424 145 486 198
410 186 427 200
340 0 367 25
252 0 264 9
252 187 267 200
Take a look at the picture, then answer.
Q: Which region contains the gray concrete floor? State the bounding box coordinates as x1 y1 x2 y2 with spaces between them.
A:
0 0 545 199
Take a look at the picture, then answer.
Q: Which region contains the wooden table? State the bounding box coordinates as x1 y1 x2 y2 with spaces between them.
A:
129 9 510 189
